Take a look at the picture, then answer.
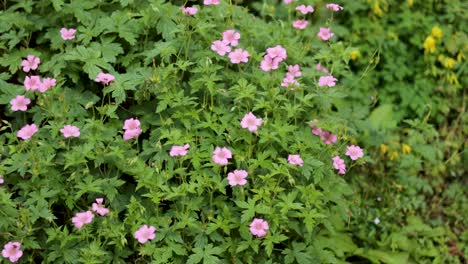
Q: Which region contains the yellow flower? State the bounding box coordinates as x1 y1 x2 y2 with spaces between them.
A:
431 26 443 40
443 57 456 69
373 1 383 16
401 144 411 154
424 36 436 54
407 0 413 7
448 73 459 85
380 144 388 154
350 50 361 60
389 151 399 160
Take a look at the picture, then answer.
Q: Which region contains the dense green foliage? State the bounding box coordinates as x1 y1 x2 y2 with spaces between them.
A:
0 0 466 263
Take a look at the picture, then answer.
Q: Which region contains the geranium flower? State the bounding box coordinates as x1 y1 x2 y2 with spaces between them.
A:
17 124 38 140
72 211 94 229
318 75 338 87
228 48 249 64
222 30 240 46
204 0 220 5
296 5 314 14
181 6 198 15
227 169 248 186
212 146 232 165
95 72 115 85
38 77 56 93
24 75 42 91
332 156 346 174
320 131 337 144
292 20 308 29
10 95 31 112
345 145 364 160
2 242 23 263
288 154 304 166
266 45 287 61
260 55 281 72
326 3 344 11
134 225 156 244
21 55 40 72
249 218 269 237
60 28 77 40
287 64 302 77
240 112 263 132
60 125 80 138
170 144 190 157
317 27 334 41
123 118 142 141
211 40 231 56
92 198 110 216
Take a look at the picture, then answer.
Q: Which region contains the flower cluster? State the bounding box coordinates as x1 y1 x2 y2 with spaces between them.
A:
310 119 338 145
332 145 364 175
72 198 110 229
211 30 249 64
260 45 287 72
281 64 301 89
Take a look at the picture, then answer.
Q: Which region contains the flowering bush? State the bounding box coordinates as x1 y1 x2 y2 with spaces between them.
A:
0 0 373 263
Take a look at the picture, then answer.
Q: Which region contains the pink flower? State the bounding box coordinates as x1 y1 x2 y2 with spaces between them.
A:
92 198 110 216
266 45 287 61
227 169 248 186
21 55 40 72
292 20 308 29
123 118 142 141
212 146 232 165
288 154 304 166
134 225 156 244
260 55 281 72
181 6 198 15
60 125 80 138
60 28 77 40
316 63 329 74
10 95 31 112
326 3 344 11
2 242 23 263
249 218 269 237
320 131 337 144
318 75 338 87
72 210 94 229
204 0 220 5
281 74 299 88
211 40 231 56
17 124 38 140
123 118 140 130
283 0 295 4
240 112 263 132
123 129 142 141
0 176 3 184
95 72 115 85
170 144 190 157
345 145 364 160
228 48 249 64
310 119 323 136
24 75 42 91
332 156 346 174
317 27 334 41
296 4 314 14
39 77 57 93
287 64 302 77
222 30 240 46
